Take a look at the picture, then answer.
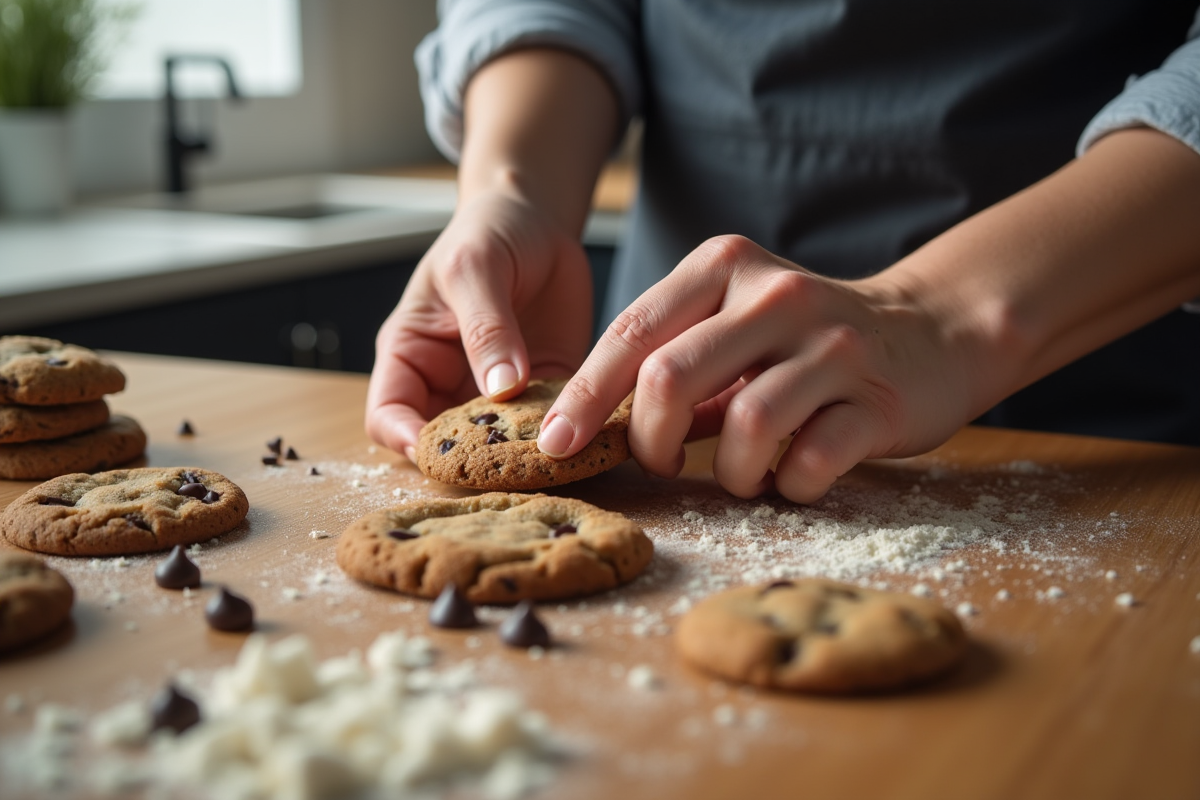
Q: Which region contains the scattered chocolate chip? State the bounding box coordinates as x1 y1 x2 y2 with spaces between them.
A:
471 413 499 425
177 420 195 435
485 427 508 444
262 455 279 466
285 446 299 460
500 577 518 593
266 436 283 454
176 482 208 499
308 466 320 476
498 600 550 648
439 439 456 455
550 523 577 538
202 490 221 504
428 583 478 629
155 545 201 589
205 587 254 632
45 358 68 367
123 513 152 531
39 497 75 507
149 684 201 734
777 639 798 664
387 529 419 541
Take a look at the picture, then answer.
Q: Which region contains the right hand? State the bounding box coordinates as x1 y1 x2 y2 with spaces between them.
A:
365 185 595 461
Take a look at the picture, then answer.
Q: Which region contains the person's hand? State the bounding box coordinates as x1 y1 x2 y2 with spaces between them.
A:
537 235 983 503
366 186 594 461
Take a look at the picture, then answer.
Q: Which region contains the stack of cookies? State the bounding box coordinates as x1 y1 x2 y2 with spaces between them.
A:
0 336 146 480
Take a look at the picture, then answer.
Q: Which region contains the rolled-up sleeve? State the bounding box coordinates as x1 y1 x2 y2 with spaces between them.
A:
416 0 642 162
1078 9 1200 157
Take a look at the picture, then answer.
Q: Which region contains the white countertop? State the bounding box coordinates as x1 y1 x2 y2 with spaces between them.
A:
0 174 625 329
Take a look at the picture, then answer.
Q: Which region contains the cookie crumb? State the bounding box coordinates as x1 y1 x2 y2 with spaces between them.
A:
308 529 331 539
1105 570 1118 580
713 704 737 727
995 589 1011 601
955 602 978 618
911 583 932 598
627 665 661 691
1115 592 1137 608
1046 586 1065 600
282 587 303 601
1190 635 1200 655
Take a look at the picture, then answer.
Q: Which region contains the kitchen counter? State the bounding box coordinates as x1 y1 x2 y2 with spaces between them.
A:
1 353 1199 799
0 166 631 332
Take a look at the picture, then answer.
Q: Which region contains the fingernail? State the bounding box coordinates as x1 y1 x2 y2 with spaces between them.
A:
538 414 575 458
485 363 518 398
404 446 417 463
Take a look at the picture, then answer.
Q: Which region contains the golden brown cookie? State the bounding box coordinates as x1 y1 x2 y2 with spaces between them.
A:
0 551 74 651
0 415 147 480
675 580 968 693
0 467 250 557
416 379 632 490
0 336 126 406
0 399 110 444
336 492 653 604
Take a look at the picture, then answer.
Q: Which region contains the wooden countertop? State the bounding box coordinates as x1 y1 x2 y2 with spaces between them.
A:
2 353 1199 799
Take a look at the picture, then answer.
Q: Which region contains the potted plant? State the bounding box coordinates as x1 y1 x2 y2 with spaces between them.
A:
0 0 129 214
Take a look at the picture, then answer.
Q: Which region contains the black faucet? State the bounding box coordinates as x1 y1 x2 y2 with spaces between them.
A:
164 55 242 194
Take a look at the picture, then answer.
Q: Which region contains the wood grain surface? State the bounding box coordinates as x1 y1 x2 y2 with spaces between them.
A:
1 352 1198 800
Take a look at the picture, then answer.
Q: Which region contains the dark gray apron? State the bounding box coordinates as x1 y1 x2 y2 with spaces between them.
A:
604 0 1200 444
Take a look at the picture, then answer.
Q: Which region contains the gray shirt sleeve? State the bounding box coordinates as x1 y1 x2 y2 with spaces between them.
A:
1078 9 1200 156
415 0 642 162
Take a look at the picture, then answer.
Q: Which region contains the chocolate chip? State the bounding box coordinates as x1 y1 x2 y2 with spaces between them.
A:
149 684 201 734
387 529 419 541
550 523 577 538
498 600 550 648
177 420 195 435
176 482 207 499
308 466 320 476
285 446 299 460
266 436 283 454
45 358 67 367
202 490 221 504
485 427 508 444
439 439 456 455
205 587 254 632
262 454 279 466
471 413 499 425
155 545 201 590
777 639 798 664
39 497 75 507
123 513 151 531
428 583 478 629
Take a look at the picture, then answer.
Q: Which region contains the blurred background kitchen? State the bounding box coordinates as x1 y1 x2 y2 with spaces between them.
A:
0 0 631 371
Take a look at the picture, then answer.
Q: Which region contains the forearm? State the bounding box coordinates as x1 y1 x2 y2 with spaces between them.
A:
459 47 621 235
878 127 1200 417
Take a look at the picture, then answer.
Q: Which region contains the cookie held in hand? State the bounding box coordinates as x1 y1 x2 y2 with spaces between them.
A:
416 379 632 490
0 552 74 652
336 492 652 604
675 579 968 693
1 467 249 557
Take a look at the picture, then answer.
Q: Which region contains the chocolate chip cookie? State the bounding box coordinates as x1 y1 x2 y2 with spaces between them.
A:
675 579 968 693
0 551 74 651
336 492 653 603
0 467 250 557
416 379 632 490
0 415 147 480
0 399 110 444
0 336 126 406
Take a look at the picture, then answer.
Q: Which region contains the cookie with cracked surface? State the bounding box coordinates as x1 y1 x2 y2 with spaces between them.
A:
336 492 652 604
0 336 126 406
416 379 632 490
675 579 968 693
0 415 147 480
0 466 249 557
0 552 74 651
0 399 110 444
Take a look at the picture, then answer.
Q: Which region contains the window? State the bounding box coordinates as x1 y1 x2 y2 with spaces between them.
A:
93 0 301 99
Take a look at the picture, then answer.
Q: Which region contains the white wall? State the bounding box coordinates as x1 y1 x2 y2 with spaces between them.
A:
71 0 442 198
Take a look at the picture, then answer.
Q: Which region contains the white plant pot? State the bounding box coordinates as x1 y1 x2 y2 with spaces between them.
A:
0 109 73 216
